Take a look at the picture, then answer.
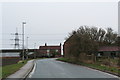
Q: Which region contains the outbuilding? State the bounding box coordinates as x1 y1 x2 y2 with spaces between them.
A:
98 46 120 58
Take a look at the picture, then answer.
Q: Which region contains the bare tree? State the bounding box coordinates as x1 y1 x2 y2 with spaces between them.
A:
104 28 117 45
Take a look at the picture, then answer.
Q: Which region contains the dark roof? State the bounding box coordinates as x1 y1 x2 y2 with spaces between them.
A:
64 35 74 44
39 46 61 50
99 46 120 52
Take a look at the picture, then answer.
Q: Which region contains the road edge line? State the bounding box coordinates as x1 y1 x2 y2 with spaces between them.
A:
25 59 36 79
23 59 36 79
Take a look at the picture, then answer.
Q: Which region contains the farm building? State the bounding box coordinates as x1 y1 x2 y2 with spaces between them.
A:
98 46 120 58
37 43 61 57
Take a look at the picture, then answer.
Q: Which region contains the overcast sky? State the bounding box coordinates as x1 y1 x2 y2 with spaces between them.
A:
1 1 119 49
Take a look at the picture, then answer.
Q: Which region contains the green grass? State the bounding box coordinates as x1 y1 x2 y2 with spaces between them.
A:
0 67 2 79
1 60 28 78
57 57 119 75
1 58 43 79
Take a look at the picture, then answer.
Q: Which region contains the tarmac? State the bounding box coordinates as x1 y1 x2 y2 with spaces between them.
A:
5 59 35 80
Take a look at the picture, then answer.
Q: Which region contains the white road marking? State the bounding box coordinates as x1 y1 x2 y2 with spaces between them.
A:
28 61 36 78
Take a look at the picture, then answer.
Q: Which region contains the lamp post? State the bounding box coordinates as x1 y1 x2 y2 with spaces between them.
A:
26 37 29 49
22 22 26 61
26 37 29 59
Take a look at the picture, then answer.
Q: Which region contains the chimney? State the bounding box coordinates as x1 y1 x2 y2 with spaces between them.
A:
60 43 61 46
45 43 47 46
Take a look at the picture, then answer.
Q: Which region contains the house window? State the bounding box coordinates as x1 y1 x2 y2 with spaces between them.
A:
100 52 104 56
47 49 50 53
111 52 116 57
98 52 104 57
56 49 58 52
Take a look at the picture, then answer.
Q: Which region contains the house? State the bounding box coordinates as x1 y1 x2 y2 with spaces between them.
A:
97 46 120 58
63 37 120 58
63 34 120 59
37 43 61 57
63 35 75 58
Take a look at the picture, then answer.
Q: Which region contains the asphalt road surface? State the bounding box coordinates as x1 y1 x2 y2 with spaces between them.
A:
29 58 119 79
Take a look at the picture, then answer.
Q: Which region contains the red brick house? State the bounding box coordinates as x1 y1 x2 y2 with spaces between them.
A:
37 43 61 57
64 40 120 58
63 35 120 58
63 35 74 58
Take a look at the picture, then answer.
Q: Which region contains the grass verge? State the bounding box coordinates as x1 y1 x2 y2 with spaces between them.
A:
57 57 119 76
0 60 28 78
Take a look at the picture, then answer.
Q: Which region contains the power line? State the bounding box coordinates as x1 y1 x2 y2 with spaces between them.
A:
1 33 67 35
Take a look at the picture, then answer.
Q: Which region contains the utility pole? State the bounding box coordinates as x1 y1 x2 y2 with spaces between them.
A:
26 37 29 59
22 22 26 61
26 37 29 49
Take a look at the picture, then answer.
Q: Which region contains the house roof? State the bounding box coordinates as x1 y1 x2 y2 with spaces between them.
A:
99 46 120 52
39 46 61 50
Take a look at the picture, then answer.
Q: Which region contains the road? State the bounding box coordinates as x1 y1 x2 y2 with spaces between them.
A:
28 58 119 79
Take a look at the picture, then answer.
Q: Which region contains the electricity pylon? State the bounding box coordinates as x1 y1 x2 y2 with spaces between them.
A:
11 28 20 49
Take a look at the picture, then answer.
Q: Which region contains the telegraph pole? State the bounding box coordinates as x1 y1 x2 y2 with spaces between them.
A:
26 37 29 59
22 22 26 61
